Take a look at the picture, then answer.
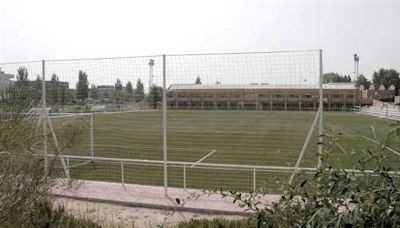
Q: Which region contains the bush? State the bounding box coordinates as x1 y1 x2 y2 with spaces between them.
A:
177 218 256 228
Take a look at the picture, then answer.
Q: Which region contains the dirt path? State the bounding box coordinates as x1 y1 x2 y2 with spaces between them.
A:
54 197 246 228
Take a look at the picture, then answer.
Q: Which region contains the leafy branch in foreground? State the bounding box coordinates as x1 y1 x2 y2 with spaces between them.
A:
0 98 86 227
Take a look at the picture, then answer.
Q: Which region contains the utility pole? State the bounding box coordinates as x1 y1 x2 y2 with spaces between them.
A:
354 54 359 82
149 59 155 92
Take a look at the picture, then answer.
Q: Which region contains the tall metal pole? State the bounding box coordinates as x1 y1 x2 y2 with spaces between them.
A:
354 54 359 81
149 59 154 93
90 112 94 160
42 60 48 174
318 50 323 168
162 55 168 196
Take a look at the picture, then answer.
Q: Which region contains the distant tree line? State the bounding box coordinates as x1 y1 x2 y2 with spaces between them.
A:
323 69 400 94
323 72 352 83
2 67 162 107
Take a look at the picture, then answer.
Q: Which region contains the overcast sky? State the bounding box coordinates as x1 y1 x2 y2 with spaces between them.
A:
1 0 399 80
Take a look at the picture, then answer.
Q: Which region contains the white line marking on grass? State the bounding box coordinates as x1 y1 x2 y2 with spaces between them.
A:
191 149 217 168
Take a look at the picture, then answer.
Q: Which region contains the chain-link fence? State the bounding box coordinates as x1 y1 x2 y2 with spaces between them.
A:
0 50 325 193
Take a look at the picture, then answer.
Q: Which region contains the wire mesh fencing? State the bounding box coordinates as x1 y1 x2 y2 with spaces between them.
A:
0 50 326 193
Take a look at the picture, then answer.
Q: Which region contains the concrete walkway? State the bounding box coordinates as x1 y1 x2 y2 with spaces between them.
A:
52 179 281 216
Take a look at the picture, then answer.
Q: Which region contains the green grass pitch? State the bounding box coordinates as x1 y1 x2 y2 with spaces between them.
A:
50 110 399 192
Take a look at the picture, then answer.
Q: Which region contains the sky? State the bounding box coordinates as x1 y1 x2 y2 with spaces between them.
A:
1 0 399 81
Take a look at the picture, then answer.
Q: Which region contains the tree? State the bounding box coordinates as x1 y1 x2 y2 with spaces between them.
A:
76 71 89 102
34 76 42 103
323 72 352 83
148 85 162 108
114 79 123 103
126 81 134 101
135 78 145 102
355 74 371 89
372 68 400 94
50 73 59 105
89 84 98 100
16 67 29 85
59 86 67 108
195 76 202 84
11 66 30 102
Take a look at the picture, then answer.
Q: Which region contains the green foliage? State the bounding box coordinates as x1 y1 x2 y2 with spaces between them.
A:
148 85 162 108
114 78 123 103
177 218 256 228
76 70 89 102
372 68 400 93
51 73 60 105
34 75 42 102
195 76 202 84
323 72 352 83
10 66 32 103
126 81 134 101
135 78 145 102
90 83 98 100
6 200 101 227
355 74 371 89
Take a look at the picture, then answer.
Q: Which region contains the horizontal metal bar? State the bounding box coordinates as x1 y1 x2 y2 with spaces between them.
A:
48 154 400 176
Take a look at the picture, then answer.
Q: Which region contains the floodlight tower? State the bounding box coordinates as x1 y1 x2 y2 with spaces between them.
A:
353 54 359 81
149 59 155 92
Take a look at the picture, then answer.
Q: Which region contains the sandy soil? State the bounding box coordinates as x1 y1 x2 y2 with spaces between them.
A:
54 197 247 228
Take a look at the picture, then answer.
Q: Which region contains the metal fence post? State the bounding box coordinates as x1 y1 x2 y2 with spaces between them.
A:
66 156 70 174
162 54 168 196
183 164 186 190
90 112 94 160
253 168 256 191
121 160 125 185
41 60 48 174
318 49 324 169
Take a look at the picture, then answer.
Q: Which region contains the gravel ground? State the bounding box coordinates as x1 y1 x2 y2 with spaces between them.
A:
54 197 246 228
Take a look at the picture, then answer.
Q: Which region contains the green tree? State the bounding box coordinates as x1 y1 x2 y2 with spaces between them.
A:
50 73 59 105
126 81 134 101
114 79 123 103
16 67 29 85
355 74 371 89
372 68 400 94
195 76 201 84
323 72 352 83
11 66 30 102
89 84 98 100
135 78 145 102
76 71 89 102
59 86 67 108
34 75 42 103
148 85 162 108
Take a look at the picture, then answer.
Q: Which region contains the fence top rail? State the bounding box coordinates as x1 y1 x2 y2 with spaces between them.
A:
48 154 400 175
0 60 43 65
0 49 321 65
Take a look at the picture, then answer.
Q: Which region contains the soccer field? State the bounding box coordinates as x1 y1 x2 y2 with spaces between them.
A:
51 110 399 192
